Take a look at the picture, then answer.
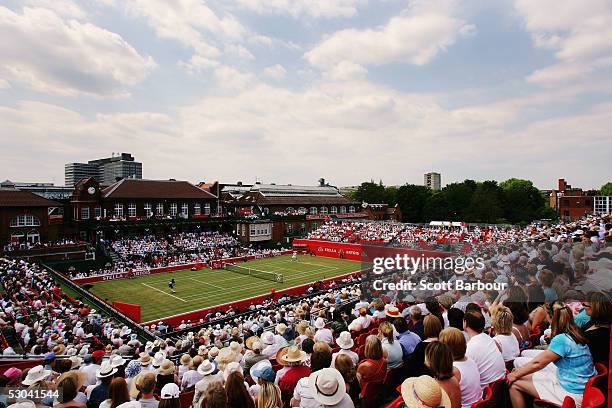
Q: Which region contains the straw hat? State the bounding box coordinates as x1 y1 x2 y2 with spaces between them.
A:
69 355 83 370
109 354 126 368
335 331 354 350
96 361 118 379
208 347 220 358
260 331 274 345
216 347 236 368
281 346 307 363
158 359 175 376
197 360 215 376
275 347 290 366
22 365 51 385
58 370 86 390
245 336 260 350
139 352 152 366
7 402 36 408
229 341 242 354
276 323 287 335
180 354 192 365
385 306 401 319
223 362 243 381
400 376 451 408
309 368 346 406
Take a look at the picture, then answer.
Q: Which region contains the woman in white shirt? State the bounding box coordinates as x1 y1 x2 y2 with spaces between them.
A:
439 328 482 408
492 306 520 362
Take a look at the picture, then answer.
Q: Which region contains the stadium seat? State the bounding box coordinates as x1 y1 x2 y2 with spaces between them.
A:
383 367 403 396
360 381 384 408
581 386 605 408
387 396 404 408
505 359 515 372
471 386 492 408
357 345 365 361
179 390 195 408
534 364 607 408
486 376 508 408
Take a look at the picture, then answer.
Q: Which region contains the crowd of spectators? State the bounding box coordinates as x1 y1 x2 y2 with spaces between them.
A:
0 214 610 408
2 239 85 253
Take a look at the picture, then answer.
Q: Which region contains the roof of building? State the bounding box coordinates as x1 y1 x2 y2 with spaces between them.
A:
102 179 217 199
238 191 358 206
0 188 61 207
251 183 341 197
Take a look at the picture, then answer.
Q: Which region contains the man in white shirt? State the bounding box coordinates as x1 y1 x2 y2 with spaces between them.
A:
313 318 333 344
331 332 359 365
347 308 372 332
464 310 505 389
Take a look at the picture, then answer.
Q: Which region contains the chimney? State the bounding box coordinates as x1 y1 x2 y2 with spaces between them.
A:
558 179 567 192
319 178 325 187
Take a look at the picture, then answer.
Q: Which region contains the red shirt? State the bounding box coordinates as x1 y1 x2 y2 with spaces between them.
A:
278 365 311 402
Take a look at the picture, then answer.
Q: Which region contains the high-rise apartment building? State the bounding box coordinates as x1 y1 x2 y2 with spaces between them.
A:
424 172 441 190
65 153 142 186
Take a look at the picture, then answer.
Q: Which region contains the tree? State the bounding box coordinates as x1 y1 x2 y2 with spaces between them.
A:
353 181 386 204
467 181 504 223
499 178 545 224
600 182 612 196
396 184 432 222
442 180 477 220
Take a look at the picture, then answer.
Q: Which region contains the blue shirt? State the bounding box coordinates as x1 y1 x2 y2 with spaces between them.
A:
397 330 421 359
549 333 596 394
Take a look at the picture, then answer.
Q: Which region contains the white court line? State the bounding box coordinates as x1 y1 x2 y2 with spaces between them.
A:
275 260 340 270
186 276 225 290
141 283 187 302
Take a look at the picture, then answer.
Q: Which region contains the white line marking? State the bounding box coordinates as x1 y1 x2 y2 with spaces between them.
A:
141 283 187 302
186 277 225 290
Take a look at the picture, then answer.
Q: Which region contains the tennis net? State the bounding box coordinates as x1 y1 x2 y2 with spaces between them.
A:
223 263 284 283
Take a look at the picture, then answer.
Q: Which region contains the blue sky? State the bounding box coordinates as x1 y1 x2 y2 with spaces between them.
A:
0 0 611 190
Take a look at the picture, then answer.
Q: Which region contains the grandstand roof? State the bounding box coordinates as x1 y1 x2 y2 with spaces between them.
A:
102 179 217 200
251 183 341 197
0 188 61 207
238 191 358 206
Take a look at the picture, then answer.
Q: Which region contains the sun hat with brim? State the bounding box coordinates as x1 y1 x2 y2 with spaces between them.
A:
276 323 287 335
309 368 346 406
223 362 243 381
282 346 307 363
96 361 118 379
109 354 126 368
385 306 401 319
275 347 290 366
314 318 326 329
250 359 272 382
180 354 193 365
139 353 152 366
246 336 261 350
58 370 87 390
7 401 36 408
3 367 22 385
160 383 180 399
69 355 83 370
401 375 451 408
335 331 354 350
22 365 51 385
158 359 175 375
152 352 165 368
197 360 216 376
260 331 274 345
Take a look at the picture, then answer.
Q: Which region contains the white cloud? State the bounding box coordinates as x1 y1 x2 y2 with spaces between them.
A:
263 64 287 80
515 0 612 84
0 6 155 97
213 66 255 91
23 0 86 18
324 61 367 81
0 79 10 89
236 0 364 18
305 2 474 71
225 44 255 60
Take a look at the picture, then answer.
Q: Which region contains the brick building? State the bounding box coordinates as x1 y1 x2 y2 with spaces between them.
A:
550 179 597 221
0 187 63 248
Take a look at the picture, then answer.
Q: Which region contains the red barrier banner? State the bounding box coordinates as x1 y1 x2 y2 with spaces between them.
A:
113 301 141 323
292 239 363 260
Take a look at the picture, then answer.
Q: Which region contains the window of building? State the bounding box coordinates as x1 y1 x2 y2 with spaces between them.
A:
320 206 328 215
94 207 102 219
128 203 137 217
204 203 211 215
286 207 295 213
298 207 307 214
156 203 164 216
287 224 293 234
349 206 355 213
26 230 40 244
144 203 152 218
194 203 201 215
170 203 178 217
310 207 318 215
263 208 269 215
340 206 346 214
114 204 124 217
181 203 189 217
10 215 41 227
81 207 90 220
331 206 337 214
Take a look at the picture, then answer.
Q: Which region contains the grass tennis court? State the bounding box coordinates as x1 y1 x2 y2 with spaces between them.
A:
88 255 361 322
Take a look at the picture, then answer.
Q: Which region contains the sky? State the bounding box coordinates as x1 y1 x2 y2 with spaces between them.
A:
0 0 611 190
